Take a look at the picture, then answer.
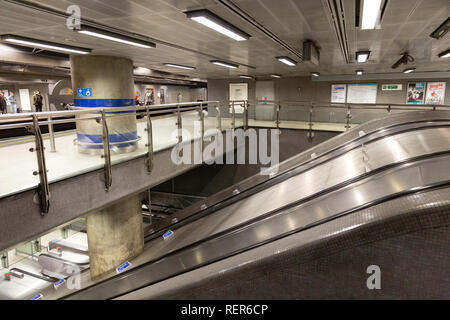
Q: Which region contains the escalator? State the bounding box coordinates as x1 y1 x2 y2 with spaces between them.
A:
19 111 450 299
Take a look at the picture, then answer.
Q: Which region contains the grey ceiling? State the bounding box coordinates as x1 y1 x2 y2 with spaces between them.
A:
0 0 449 79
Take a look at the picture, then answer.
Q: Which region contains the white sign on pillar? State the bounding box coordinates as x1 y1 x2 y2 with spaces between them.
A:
19 89 32 111
229 83 248 114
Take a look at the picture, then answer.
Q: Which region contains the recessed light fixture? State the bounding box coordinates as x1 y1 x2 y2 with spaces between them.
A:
210 60 239 69
77 25 155 48
403 67 416 74
438 48 450 59
239 75 253 79
163 63 196 70
356 70 363 75
0 34 91 55
430 17 449 39
361 0 383 30
356 50 371 63
276 56 297 66
311 72 320 77
271 74 281 78
185 9 250 41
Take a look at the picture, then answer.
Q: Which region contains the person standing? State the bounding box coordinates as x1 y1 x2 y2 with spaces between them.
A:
0 93 7 114
8 91 17 113
33 90 43 112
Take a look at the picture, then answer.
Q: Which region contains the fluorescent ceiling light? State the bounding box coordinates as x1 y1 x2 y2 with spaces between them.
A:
77 25 155 48
239 75 253 79
210 60 238 69
361 0 383 30
276 56 297 66
271 74 281 78
438 48 450 59
403 68 416 73
185 9 250 41
356 70 363 75
356 50 371 63
311 72 320 77
164 63 196 70
0 34 91 55
134 67 151 74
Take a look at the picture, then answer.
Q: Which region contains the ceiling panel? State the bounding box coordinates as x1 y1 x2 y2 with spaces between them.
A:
0 0 448 79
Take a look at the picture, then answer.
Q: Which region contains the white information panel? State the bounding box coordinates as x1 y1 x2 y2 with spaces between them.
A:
331 84 347 103
347 84 377 104
229 83 248 114
19 88 32 111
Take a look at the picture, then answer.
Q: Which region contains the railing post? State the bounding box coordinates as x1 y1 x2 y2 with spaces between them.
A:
27 114 51 215
176 104 182 144
145 106 154 173
101 110 112 191
307 104 314 141
231 100 236 130
244 100 249 130
275 103 281 131
198 103 205 151
345 104 351 131
48 114 56 152
216 102 222 131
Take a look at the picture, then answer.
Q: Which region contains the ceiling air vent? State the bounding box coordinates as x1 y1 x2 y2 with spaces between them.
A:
326 0 350 63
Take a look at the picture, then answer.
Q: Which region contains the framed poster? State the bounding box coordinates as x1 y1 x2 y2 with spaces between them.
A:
347 84 377 104
406 82 425 104
425 82 446 105
331 84 347 103
229 83 248 114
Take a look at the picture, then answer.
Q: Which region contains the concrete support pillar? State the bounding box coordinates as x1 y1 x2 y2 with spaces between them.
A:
70 55 137 154
86 194 144 280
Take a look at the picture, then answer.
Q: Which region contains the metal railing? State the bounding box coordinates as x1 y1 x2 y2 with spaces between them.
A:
0 101 222 215
241 99 450 132
1 98 449 215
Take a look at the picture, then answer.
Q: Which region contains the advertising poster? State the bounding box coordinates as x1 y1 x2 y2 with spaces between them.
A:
406 82 425 104
347 84 377 104
331 84 346 103
425 82 446 105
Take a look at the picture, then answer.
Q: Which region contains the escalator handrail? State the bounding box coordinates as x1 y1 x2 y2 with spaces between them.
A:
147 117 450 240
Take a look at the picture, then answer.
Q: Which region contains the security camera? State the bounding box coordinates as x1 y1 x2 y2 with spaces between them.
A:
392 53 414 69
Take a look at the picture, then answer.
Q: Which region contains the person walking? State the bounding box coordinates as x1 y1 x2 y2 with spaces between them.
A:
0 93 7 114
33 90 43 112
8 91 17 113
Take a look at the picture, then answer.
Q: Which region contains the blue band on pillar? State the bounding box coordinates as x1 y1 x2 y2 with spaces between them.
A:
74 99 136 108
77 132 138 149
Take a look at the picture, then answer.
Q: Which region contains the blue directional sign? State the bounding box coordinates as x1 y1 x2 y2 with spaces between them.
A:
163 230 174 241
77 88 93 97
30 293 43 300
116 261 132 274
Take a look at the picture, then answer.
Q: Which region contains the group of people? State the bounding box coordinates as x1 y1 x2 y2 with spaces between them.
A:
0 90 43 114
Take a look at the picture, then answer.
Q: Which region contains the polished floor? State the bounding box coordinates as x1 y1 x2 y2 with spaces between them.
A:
0 111 352 199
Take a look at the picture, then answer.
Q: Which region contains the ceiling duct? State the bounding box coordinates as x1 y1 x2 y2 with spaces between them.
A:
303 40 320 67
325 0 350 63
216 0 303 60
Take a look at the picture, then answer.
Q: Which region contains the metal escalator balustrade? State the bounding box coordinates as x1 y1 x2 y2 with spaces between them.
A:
147 113 450 239
52 112 450 300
